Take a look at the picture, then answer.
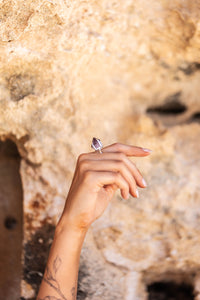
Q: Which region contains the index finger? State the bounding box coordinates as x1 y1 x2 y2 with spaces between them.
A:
101 142 152 157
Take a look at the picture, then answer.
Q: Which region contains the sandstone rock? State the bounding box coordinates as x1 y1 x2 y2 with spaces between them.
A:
0 0 200 299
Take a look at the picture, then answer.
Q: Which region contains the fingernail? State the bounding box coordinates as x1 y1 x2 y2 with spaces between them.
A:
142 178 147 187
142 148 152 153
136 189 139 198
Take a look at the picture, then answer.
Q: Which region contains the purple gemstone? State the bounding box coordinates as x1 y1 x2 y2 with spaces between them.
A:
91 137 102 150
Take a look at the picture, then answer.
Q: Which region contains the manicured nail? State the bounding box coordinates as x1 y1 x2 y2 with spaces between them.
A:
142 178 147 187
142 148 152 153
136 189 139 198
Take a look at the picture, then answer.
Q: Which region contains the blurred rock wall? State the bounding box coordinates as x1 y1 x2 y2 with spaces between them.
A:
0 0 200 299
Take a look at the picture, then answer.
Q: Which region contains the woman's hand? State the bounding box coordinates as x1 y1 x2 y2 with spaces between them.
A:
57 143 152 233
37 142 152 300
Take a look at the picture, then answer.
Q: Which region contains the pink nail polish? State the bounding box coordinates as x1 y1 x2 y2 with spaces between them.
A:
142 178 147 187
142 148 152 153
136 189 139 198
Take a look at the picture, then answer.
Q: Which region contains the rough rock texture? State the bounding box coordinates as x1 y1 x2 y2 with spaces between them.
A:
0 0 200 299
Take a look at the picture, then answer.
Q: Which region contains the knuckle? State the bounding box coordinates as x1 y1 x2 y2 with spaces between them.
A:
117 161 127 175
115 171 121 180
116 160 124 169
114 172 121 183
116 172 127 187
83 170 93 183
79 160 89 173
121 164 127 175
77 153 87 163
118 152 126 161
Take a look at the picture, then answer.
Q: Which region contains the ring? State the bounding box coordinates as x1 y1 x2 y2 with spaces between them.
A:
91 137 103 153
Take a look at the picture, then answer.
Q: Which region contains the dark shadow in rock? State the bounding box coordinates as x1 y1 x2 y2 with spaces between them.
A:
23 223 55 295
179 62 200 75
146 92 189 127
77 262 90 300
147 92 186 115
147 281 194 300
7 74 35 101
4 215 18 230
188 112 200 124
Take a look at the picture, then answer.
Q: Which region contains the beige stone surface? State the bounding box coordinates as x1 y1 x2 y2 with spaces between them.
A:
0 0 200 299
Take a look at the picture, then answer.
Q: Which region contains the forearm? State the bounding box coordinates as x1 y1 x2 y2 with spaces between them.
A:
36 221 87 300
36 142 151 299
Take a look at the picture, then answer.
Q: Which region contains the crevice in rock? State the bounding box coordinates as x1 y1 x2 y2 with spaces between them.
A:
77 262 90 300
188 112 200 124
179 62 200 75
147 281 194 300
146 92 189 127
0 139 23 299
1 133 30 160
147 92 186 115
1 134 41 167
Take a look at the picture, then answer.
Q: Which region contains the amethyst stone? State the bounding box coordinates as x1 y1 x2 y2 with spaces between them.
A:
91 137 103 151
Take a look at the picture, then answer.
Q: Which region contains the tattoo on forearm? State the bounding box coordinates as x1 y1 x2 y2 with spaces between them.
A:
42 256 67 300
71 287 76 300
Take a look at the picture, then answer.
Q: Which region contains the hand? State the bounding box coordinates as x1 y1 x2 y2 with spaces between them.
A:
57 143 152 232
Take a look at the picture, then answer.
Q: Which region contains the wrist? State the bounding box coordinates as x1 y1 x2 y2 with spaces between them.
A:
55 215 88 241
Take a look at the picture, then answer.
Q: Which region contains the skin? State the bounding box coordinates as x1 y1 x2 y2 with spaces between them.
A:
36 142 152 300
